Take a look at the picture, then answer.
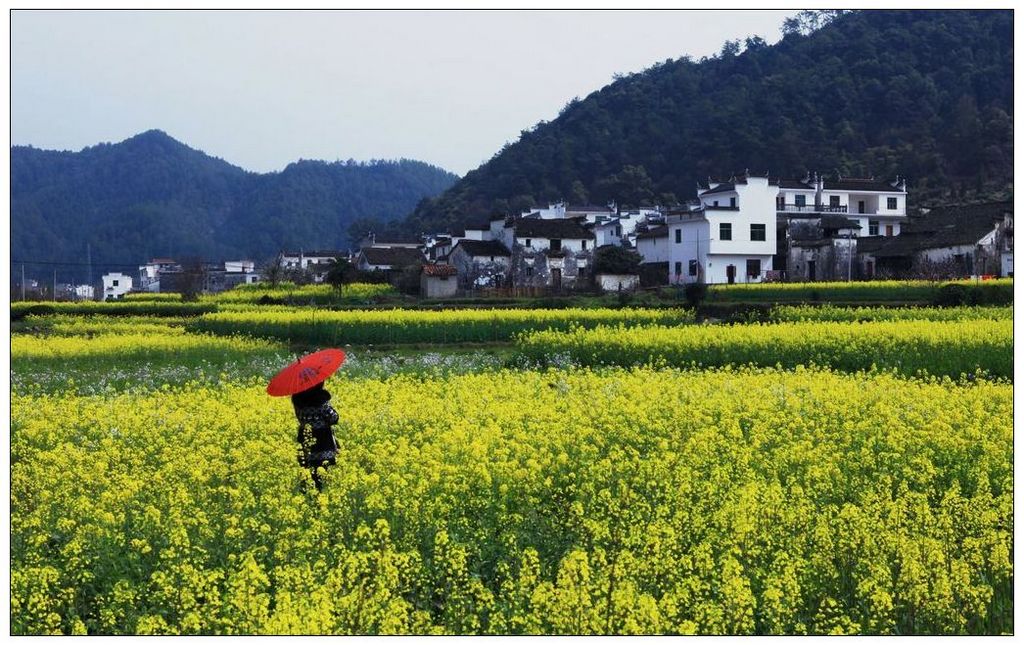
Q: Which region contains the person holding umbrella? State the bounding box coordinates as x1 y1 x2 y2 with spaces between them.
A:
267 349 347 492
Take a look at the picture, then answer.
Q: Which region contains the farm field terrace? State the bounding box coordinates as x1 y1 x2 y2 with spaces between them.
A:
9 302 1014 634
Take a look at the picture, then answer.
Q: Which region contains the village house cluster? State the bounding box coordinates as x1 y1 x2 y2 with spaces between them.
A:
347 171 1012 295
73 170 1011 301
91 258 260 301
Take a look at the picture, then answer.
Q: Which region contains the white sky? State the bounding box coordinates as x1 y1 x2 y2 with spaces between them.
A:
12 9 795 176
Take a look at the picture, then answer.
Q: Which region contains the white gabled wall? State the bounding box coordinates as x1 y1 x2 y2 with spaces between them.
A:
668 176 777 284
101 272 133 300
636 235 670 263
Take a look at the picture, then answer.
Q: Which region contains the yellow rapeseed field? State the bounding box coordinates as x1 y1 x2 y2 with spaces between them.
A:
188 307 695 345
12 330 280 361
518 319 1012 379
11 367 1012 635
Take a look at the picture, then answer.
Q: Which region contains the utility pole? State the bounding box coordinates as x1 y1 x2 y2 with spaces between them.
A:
87 243 93 300
53 268 57 302
21 264 26 301
847 229 853 281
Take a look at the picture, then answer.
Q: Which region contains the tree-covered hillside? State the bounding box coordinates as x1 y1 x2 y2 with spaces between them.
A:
406 10 1012 233
11 130 458 281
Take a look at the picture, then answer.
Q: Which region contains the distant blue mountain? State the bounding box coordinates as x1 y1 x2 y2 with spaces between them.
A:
11 130 459 280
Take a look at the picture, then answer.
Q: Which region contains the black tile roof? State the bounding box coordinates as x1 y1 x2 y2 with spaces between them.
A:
776 179 815 190
511 217 595 240
820 215 862 230
359 246 424 266
282 250 344 257
700 183 738 195
853 235 891 253
635 225 669 240
792 238 835 248
453 239 511 257
823 178 903 192
913 201 1011 248
862 201 1011 258
566 204 615 213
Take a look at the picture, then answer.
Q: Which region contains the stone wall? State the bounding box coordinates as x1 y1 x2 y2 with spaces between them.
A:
511 245 593 289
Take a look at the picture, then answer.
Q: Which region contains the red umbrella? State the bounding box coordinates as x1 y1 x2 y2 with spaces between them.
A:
266 348 346 397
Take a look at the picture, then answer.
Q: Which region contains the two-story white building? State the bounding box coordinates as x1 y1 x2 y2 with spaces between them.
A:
138 257 178 292
666 175 778 284
101 272 133 300
587 216 624 248
777 174 907 237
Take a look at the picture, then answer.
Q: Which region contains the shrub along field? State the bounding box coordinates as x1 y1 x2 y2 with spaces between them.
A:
11 300 219 318
201 282 398 305
186 307 696 346
8 286 1014 635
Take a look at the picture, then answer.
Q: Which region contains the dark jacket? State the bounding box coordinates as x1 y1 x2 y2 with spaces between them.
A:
292 385 339 467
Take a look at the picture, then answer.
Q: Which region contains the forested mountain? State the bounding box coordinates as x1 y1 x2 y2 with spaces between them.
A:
11 130 458 280
406 10 1012 233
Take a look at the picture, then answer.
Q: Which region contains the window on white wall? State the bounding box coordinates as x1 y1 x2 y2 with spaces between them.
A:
750 224 766 241
720 223 732 241
675 229 682 243
746 259 761 278
887 197 898 209
869 220 879 236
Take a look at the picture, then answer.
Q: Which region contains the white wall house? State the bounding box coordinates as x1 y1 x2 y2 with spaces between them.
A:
505 217 596 288
509 217 595 254
522 202 617 223
635 225 670 263
523 202 567 219
777 174 907 237
356 246 425 272
667 175 777 284
856 201 1011 278
565 203 617 223
590 217 624 247
280 250 343 271
138 257 178 292
225 260 256 273
73 284 95 300
454 223 493 242
101 272 133 300
448 239 512 288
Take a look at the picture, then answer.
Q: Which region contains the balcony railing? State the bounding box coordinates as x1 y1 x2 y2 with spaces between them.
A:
778 204 849 214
